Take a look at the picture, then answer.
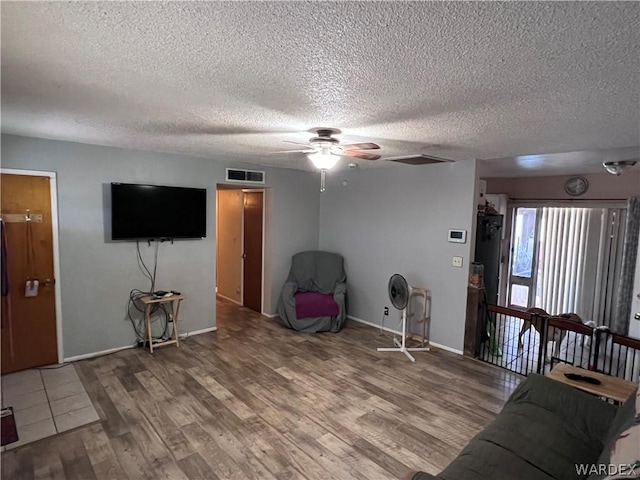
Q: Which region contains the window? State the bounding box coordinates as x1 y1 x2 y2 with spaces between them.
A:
512 208 536 278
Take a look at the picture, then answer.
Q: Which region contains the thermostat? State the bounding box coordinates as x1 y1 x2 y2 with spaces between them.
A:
448 229 467 244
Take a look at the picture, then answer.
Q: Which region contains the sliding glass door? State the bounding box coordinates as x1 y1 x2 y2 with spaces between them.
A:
505 205 626 326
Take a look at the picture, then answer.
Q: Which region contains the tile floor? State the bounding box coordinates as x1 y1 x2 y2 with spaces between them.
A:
1 364 99 449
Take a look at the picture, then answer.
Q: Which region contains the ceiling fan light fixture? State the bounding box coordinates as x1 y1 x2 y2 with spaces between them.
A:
602 160 637 176
308 152 341 170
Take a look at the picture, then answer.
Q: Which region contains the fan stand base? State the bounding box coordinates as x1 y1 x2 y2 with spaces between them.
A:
377 308 430 362
377 337 430 362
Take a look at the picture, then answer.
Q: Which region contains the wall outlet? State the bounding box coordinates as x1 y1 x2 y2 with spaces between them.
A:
383 306 389 316
452 256 463 268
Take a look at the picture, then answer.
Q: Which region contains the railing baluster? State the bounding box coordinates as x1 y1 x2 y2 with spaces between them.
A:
478 304 640 380
536 314 545 374
607 332 614 376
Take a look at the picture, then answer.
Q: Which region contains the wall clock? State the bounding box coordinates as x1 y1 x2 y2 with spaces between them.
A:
564 176 589 196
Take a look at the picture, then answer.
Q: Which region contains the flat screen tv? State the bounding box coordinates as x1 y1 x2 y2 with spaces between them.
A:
111 183 207 240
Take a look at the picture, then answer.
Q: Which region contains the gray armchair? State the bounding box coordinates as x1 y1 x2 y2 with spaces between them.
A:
277 251 347 332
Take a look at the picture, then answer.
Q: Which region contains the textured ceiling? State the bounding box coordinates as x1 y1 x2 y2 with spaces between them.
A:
2 2 639 176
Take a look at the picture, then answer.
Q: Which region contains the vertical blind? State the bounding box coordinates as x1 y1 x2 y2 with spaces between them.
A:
530 207 625 325
535 207 590 315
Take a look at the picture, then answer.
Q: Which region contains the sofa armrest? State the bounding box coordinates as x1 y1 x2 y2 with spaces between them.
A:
277 281 299 323
505 374 618 444
281 281 298 299
333 282 347 298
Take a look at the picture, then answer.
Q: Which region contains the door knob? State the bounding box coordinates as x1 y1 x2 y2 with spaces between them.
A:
242 253 247 259
635 313 640 321
43 278 53 286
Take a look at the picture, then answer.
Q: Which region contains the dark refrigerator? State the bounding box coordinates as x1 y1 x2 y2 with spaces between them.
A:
474 214 503 305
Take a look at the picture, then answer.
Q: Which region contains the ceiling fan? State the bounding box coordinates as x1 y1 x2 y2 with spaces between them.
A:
273 128 381 192
274 128 381 167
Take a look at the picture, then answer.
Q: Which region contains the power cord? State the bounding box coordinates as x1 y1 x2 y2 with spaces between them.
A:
128 289 170 342
129 241 168 342
37 363 71 370
392 310 403 345
36 341 145 370
152 240 159 293
379 309 403 343
136 240 155 291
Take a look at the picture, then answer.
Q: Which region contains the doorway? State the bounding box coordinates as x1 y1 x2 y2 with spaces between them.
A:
215 186 264 314
1 170 63 373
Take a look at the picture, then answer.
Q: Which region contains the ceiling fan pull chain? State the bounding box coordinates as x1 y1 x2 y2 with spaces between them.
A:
320 169 327 193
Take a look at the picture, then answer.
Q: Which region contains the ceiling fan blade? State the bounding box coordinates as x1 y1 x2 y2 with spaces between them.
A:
141 122 299 136
283 140 311 147
270 149 315 154
342 142 381 151
343 151 381 161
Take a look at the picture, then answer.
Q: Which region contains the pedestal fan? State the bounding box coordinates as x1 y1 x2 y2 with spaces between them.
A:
377 274 430 362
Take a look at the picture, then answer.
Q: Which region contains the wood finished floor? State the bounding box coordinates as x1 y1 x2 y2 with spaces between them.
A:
2 298 521 480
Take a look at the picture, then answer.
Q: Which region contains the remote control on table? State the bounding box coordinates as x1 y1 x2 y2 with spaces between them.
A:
564 372 601 385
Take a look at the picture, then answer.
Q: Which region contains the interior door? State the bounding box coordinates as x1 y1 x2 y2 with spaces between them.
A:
242 191 263 313
1 174 58 373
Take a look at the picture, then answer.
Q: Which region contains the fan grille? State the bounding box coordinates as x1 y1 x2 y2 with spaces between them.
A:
388 274 409 310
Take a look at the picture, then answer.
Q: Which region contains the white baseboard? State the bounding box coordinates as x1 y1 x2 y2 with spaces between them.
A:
348 315 401 334
347 315 463 356
178 327 218 340
428 341 463 356
183 326 218 337
64 344 135 362
63 326 218 362
216 293 242 306
262 312 279 319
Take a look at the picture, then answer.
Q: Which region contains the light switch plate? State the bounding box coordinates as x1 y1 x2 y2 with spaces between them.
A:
452 256 463 268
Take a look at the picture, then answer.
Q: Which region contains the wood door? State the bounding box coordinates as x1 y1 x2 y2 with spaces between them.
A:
1 174 58 373
242 191 263 313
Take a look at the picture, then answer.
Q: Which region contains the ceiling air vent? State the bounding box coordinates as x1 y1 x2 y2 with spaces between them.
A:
225 168 265 184
387 154 454 166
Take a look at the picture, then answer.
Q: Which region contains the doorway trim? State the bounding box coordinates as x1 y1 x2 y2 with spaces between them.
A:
215 185 267 315
1 168 64 364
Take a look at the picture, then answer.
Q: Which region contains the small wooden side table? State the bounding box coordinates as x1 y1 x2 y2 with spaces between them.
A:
408 287 430 348
547 363 637 403
138 294 185 353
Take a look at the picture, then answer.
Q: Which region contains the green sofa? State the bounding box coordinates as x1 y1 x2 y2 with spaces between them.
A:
409 374 637 480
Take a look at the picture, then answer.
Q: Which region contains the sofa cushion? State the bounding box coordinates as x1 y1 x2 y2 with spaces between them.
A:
294 292 339 319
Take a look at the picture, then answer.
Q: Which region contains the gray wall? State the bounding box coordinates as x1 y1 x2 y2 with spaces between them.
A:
1 134 319 358
319 161 477 352
262 169 321 314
